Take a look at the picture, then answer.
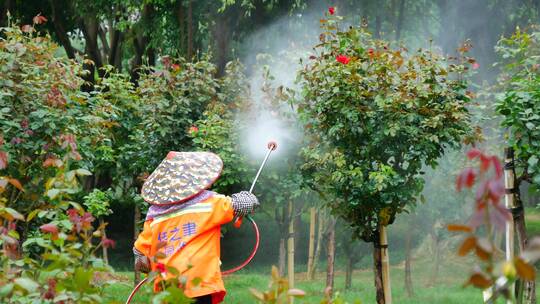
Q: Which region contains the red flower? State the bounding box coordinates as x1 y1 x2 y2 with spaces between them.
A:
171 64 180 71
189 126 199 134
336 55 350 65
367 48 375 58
328 7 335 15
102 237 116 249
155 263 166 274
33 14 48 25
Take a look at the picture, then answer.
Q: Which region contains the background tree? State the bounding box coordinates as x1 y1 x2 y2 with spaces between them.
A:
296 12 476 303
495 25 540 304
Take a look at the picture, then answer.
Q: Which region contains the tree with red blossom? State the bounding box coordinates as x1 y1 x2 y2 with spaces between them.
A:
297 11 476 304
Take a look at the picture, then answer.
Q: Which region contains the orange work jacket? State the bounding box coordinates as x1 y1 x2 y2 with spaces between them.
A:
134 194 234 303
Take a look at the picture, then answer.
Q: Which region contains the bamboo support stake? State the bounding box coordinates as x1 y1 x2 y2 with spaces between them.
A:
505 148 516 303
505 148 516 261
379 224 392 304
306 207 316 279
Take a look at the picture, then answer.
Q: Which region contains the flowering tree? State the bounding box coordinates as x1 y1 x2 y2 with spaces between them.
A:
296 11 476 303
495 26 540 304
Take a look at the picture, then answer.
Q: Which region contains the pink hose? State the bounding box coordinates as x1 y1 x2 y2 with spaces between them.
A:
125 216 260 304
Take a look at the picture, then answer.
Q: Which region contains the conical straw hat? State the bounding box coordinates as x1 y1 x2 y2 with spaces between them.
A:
141 151 223 205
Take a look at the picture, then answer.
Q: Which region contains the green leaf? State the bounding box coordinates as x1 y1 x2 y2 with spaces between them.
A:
528 156 538 169
14 278 39 293
0 283 13 297
46 189 60 199
75 168 92 176
4 207 24 221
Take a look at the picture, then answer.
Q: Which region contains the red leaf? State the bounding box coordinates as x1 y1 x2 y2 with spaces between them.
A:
456 168 476 191
102 237 116 249
487 179 504 203
33 14 48 25
515 257 536 281
0 151 8 169
8 178 24 192
458 236 477 256
40 223 58 234
466 148 482 160
21 25 34 33
447 224 472 233
465 272 492 288
479 154 491 173
492 156 503 178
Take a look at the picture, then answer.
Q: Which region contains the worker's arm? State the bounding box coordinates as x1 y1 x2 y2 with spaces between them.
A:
133 220 153 273
231 191 259 217
208 191 259 227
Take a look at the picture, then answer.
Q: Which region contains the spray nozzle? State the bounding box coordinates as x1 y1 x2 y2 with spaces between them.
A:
267 141 278 151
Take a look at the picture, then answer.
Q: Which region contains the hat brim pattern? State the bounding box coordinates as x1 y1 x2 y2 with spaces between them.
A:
141 152 223 205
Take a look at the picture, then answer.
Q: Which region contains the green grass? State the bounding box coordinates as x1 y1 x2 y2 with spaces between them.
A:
105 258 488 303
103 208 540 303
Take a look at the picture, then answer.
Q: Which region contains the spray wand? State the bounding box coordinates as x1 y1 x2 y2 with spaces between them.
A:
125 142 278 303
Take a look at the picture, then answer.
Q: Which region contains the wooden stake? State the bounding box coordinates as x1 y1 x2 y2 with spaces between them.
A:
379 224 392 304
306 207 316 280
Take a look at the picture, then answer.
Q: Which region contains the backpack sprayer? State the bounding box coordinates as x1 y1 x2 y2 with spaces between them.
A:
125 141 278 303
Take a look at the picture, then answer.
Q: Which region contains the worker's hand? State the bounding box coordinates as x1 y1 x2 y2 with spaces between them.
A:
133 248 151 273
231 191 260 217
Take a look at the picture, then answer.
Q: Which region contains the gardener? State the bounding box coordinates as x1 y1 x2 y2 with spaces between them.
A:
132 151 259 304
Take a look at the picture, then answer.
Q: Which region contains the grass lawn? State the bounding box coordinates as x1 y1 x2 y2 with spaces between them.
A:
104 208 540 303
105 258 488 303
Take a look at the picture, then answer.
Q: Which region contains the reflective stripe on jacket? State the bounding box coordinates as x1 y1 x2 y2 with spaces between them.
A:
134 194 234 302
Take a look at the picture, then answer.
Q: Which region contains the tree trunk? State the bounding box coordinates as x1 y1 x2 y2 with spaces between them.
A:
306 207 316 280
81 16 103 70
373 234 385 304
187 0 194 59
49 0 77 59
277 204 287 276
176 0 186 56
100 218 109 265
395 0 406 41
287 201 295 303
505 147 536 304
404 227 414 297
130 4 154 82
309 209 325 280
374 14 382 38
325 218 336 296
345 255 353 290
107 16 124 70
278 237 286 276
213 12 231 77
133 204 141 285
429 231 440 285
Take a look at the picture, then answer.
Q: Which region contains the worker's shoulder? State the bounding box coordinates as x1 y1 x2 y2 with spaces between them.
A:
205 193 231 203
